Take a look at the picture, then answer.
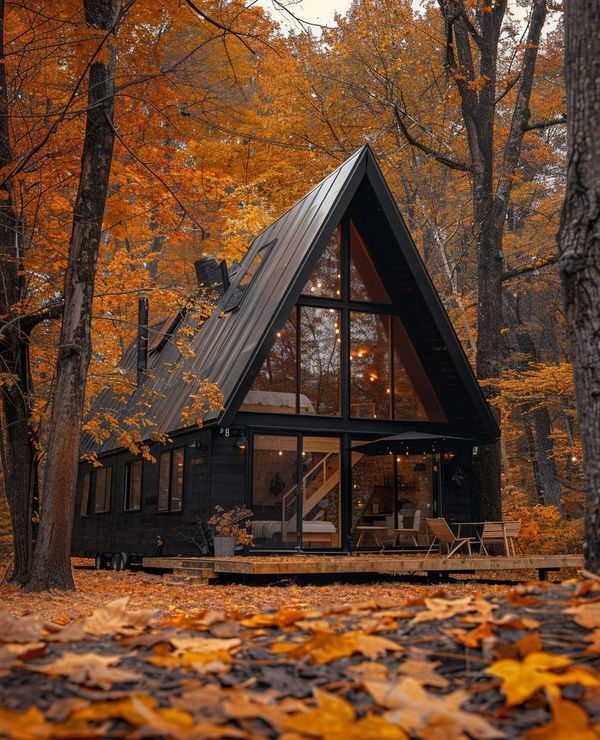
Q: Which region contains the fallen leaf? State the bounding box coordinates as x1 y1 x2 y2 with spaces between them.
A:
147 635 240 674
565 602 600 630
29 651 141 689
0 704 104 738
0 609 44 643
84 597 154 636
346 660 390 682
487 652 600 706
241 607 313 628
365 677 501 738
493 633 544 660
451 621 495 648
271 630 402 664
412 597 497 625
46 697 90 721
283 689 407 739
397 657 449 688
586 629 600 654
525 696 598 739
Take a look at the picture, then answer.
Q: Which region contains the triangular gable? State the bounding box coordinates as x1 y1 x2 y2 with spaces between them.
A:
225 147 498 442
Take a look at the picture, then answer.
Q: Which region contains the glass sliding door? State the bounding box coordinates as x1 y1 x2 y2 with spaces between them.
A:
350 447 394 545
350 441 435 549
251 434 298 549
250 432 342 550
301 436 341 549
395 454 434 545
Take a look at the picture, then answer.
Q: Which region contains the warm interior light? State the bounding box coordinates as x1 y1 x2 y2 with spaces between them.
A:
571 455 578 463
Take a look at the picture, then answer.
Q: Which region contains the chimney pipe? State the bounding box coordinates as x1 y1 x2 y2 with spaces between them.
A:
136 294 148 385
194 255 229 294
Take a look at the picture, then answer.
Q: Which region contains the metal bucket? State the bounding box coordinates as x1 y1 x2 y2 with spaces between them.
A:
213 535 236 557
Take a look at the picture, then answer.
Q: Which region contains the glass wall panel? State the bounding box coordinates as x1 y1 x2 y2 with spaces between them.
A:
350 311 391 419
301 437 341 548
302 228 341 299
241 310 297 414
251 434 298 549
300 307 341 416
392 317 446 422
395 454 433 545
350 447 393 545
349 222 391 303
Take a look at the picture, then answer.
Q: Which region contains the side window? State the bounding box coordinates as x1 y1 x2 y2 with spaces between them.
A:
158 448 185 512
170 448 184 512
80 471 91 517
93 467 112 513
124 460 143 512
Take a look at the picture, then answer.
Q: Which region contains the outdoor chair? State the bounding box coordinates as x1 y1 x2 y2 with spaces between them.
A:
425 517 476 558
480 520 523 556
391 509 421 547
504 520 523 555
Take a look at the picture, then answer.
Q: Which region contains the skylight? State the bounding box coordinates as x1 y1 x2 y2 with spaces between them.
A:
222 239 276 312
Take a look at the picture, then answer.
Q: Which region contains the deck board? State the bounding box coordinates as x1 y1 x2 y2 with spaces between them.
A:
143 553 582 578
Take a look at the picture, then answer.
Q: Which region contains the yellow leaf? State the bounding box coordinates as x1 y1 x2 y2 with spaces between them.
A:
271 630 402 664
525 696 598 739
283 689 407 739
487 652 600 706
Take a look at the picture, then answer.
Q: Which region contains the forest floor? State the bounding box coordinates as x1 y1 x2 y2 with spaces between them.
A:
0 563 599 737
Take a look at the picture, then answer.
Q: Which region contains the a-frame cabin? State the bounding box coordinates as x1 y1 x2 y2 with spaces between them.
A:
72 146 499 562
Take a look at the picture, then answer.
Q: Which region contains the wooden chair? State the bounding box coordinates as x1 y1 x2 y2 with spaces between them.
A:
479 521 522 556
425 517 475 558
392 509 421 547
503 521 523 555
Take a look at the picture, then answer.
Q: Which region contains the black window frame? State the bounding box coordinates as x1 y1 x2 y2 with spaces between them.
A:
124 459 143 512
93 466 112 514
245 217 444 423
157 447 185 513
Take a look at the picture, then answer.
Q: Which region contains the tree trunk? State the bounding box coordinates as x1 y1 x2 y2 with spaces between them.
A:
24 0 120 591
558 0 600 572
0 0 36 584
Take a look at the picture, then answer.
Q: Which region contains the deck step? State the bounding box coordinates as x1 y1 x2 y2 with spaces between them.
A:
167 567 216 585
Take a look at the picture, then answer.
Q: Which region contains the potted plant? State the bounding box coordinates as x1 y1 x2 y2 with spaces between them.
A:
209 505 253 556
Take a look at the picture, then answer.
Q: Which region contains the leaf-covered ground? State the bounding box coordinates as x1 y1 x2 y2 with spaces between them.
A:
0 561 508 621
0 569 599 738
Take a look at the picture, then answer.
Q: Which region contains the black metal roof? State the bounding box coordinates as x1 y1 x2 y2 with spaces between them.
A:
83 145 499 455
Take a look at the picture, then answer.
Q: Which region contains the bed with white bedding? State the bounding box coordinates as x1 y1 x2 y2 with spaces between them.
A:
252 519 336 540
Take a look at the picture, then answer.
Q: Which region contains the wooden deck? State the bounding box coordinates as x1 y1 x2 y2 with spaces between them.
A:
143 553 583 584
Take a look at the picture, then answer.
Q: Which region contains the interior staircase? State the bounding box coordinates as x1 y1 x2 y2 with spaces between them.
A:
281 452 363 542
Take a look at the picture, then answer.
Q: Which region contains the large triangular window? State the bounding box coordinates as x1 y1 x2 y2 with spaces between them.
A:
241 216 445 422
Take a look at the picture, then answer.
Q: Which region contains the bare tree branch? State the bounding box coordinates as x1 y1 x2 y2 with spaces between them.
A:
393 105 470 172
524 114 567 131
501 255 559 282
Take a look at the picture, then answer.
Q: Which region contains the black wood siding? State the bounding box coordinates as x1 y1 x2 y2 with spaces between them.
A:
209 430 246 513
71 429 211 558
